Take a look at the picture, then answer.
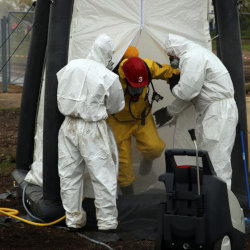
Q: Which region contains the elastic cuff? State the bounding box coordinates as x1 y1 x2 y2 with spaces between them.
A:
166 106 174 117
98 220 118 230
66 210 87 228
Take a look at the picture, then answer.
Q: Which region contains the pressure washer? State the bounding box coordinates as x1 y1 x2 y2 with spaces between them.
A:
156 129 245 250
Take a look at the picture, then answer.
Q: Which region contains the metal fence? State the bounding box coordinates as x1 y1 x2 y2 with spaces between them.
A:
0 10 34 91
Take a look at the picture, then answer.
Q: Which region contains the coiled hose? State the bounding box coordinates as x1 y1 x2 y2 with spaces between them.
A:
0 183 114 249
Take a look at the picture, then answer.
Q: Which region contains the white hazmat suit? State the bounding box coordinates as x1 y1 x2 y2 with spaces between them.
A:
57 34 125 230
165 34 238 189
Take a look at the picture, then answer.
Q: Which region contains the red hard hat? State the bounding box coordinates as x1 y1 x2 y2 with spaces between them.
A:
122 57 148 88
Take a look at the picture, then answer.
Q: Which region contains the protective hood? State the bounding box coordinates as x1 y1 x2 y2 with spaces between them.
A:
87 34 114 67
165 33 196 57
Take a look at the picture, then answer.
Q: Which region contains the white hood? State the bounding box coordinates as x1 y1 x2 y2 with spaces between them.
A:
87 34 114 67
165 33 197 57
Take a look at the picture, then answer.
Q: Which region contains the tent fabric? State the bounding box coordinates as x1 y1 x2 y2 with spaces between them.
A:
143 1 211 49
25 0 211 193
68 0 141 64
68 0 211 64
24 79 45 187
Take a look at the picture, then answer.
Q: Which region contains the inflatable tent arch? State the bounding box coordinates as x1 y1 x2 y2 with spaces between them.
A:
13 0 248 227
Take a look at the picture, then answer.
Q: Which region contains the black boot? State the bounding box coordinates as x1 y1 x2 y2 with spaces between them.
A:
139 157 153 176
120 184 134 195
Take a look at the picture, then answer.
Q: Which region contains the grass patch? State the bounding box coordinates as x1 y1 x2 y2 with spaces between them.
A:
210 31 250 52
242 40 250 52
212 40 216 51
0 156 16 175
246 84 250 92
0 107 19 111
211 39 250 52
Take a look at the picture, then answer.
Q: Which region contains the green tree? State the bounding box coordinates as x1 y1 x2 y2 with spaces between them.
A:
238 0 250 38
14 0 34 11
0 1 14 19
1 0 33 11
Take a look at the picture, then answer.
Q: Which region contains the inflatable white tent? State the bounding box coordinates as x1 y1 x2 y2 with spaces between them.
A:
24 0 211 195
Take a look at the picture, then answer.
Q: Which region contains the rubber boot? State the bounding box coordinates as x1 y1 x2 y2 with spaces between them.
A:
139 157 153 176
120 184 134 195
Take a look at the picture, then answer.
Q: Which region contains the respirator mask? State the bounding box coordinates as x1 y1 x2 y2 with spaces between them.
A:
127 83 145 102
106 59 114 70
169 56 179 69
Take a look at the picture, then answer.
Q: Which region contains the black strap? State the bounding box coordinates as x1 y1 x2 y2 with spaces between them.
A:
112 90 152 125
128 98 151 124
112 60 162 125
143 61 152 82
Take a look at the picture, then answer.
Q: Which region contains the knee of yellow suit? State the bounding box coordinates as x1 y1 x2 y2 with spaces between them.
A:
138 138 166 161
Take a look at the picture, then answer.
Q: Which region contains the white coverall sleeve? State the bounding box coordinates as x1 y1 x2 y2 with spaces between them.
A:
172 56 206 101
167 98 192 117
106 77 125 114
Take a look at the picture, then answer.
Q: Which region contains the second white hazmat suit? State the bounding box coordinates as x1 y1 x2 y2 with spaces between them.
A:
57 34 125 230
165 34 238 189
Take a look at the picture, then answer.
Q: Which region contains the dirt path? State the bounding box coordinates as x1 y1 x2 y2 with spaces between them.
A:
0 84 22 109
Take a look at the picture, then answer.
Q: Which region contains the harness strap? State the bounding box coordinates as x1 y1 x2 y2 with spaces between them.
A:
112 60 163 125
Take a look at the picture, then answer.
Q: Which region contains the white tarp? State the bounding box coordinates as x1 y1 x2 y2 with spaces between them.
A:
25 0 211 194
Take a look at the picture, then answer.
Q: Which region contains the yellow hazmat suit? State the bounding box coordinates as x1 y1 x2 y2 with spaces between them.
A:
108 58 179 188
